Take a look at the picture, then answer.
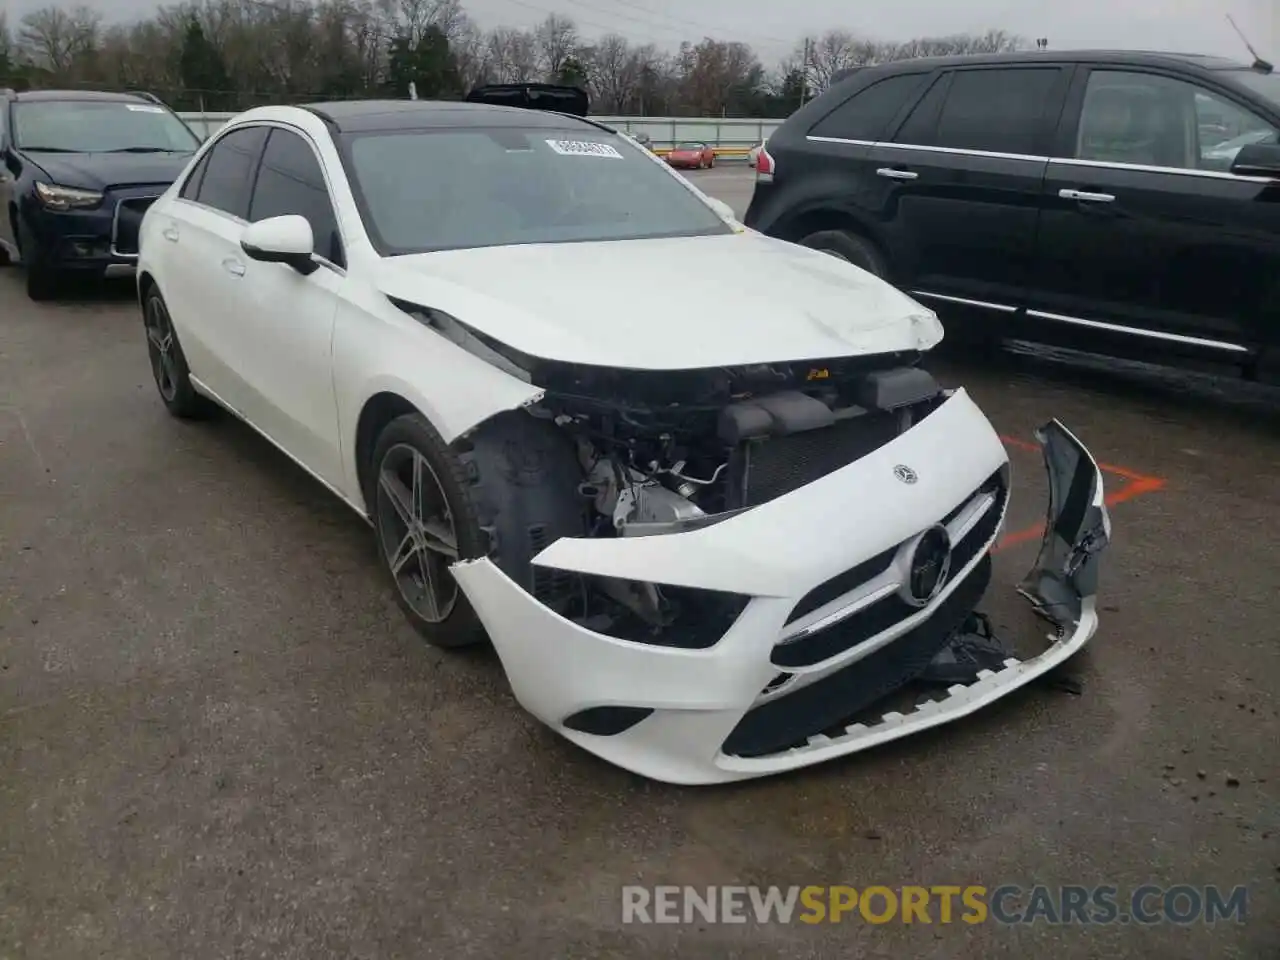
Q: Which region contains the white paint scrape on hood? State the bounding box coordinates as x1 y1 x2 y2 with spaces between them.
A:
375 232 943 369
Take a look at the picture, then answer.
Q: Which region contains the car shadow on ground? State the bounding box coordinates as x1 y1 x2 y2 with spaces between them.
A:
0 268 138 303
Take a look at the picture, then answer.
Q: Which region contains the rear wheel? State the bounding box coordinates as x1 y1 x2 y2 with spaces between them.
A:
799 229 887 277
143 287 213 418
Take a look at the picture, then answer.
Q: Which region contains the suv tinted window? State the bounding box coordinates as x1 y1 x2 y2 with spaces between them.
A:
810 73 929 141
248 128 344 265
927 68 1061 154
1074 69 1278 172
179 152 211 200
195 126 267 218
893 74 951 144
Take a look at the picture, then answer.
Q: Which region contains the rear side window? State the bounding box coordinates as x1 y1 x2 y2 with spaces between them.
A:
195 125 268 219
893 74 951 144
919 68 1061 155
810 74 929 141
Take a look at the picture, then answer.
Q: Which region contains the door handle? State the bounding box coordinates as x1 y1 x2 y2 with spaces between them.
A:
1059 188 1115 203
162 226 179 242
876 167 919 180
221 257 245 277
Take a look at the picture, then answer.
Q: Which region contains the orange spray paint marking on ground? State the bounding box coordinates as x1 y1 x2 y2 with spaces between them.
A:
991 434 1167 555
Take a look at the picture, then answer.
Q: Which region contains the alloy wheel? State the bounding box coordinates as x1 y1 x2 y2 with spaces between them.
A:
144 297 179 401
375 444 461 623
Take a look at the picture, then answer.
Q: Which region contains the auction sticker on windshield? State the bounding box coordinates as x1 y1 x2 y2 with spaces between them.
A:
546 139 623 158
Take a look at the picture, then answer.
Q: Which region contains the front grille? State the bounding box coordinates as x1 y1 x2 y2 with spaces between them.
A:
723 554 991 759
111 196 159 257
773 469 1007 668
738 412 900 506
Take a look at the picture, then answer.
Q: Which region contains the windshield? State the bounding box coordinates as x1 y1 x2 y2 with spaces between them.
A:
343 127 732 255
13 100 200 153
1227 69 1280 108
676 142 705 150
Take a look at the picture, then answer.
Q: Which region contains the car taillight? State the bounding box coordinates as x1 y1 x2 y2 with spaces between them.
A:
755 146 775 183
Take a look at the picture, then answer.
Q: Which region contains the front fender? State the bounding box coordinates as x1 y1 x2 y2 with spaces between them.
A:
331 296 544 501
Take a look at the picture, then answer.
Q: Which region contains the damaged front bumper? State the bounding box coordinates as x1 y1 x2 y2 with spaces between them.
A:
450 391 1111 785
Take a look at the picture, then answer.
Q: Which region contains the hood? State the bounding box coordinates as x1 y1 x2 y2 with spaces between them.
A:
21 150 195 191
375 232 943 370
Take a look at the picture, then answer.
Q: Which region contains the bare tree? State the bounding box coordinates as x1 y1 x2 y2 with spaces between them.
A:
0 11 17 83
533 14 577 81
886 30 1022 61
380 0 466 45
584 33 644 113
0 1 1026 115
677 38 760 115
484 26 536 82
451 19 489 89
18 5 101 77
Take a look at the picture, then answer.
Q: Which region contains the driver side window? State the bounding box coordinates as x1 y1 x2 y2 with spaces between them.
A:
1075 70 1277 172
247 128 345 268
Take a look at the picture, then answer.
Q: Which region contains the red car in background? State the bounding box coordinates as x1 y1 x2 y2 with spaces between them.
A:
666 141 716 169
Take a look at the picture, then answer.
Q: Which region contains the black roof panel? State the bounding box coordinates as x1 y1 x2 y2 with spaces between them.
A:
856 49 1250 73
302 99 595 133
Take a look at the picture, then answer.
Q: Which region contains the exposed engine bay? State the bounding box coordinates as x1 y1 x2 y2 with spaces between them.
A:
411 301 954 643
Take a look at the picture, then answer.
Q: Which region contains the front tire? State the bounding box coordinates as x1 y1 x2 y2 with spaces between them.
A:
798 229 887 277
142 287 212 419
17 220 57 301
369 411 585 650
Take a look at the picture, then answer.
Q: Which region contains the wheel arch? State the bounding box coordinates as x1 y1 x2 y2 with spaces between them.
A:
772 204 887 254
137 269 157 305
354 390 422 514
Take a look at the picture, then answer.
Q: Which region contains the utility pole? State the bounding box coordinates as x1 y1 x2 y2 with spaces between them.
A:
799 37 812 109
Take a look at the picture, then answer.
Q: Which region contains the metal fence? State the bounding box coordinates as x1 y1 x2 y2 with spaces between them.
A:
178 112 785 159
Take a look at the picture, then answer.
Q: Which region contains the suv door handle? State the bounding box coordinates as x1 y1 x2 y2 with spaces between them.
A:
222 257 245 277
1059 188 1115 203
876 167 919 180
162 226 179 242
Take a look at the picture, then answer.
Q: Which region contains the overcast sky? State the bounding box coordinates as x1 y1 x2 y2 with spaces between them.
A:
4 0 1278 67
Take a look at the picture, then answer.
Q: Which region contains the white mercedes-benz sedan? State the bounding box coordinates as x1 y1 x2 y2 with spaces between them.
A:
136 98 1112 785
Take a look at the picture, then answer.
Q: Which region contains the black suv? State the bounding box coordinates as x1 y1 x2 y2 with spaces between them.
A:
0 89 202 300
745 51 1280 379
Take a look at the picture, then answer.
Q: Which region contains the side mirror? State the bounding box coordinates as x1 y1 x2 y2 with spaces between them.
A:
1230 142 1280 178
706 197 736 221
240 215 318 275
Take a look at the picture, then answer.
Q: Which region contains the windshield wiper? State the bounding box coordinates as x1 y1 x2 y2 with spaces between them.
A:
18 146 77 153
104 147 182 154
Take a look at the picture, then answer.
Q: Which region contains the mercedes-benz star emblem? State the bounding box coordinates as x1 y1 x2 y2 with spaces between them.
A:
901 525 952 607
893 464 918 484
